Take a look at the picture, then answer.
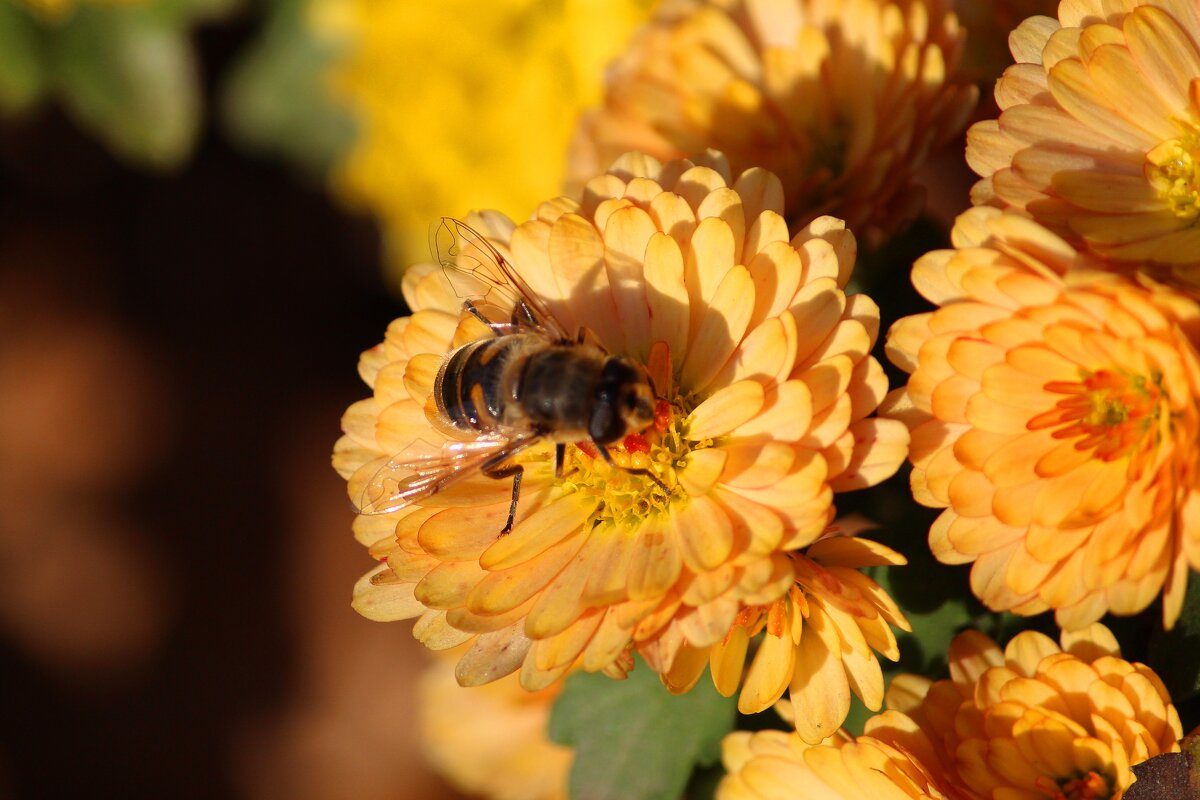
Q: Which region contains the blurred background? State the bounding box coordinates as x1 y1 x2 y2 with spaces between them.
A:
0 1 995 796
16 1 1185 798
0 3 479 797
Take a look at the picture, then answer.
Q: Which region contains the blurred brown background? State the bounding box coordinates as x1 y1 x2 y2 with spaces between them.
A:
0 19 470 800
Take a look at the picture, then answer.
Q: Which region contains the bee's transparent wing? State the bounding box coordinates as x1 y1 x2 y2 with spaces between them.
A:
431 217 570 342
356 435 539 515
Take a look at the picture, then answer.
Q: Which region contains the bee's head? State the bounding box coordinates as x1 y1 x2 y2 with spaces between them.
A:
590 357 657 445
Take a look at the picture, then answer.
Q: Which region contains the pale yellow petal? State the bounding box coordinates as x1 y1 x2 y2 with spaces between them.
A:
352 565 423 621
480 492 600 571
681 265 756 392
644 230 692 362
672 494 735 572
789 609 851 745
739 629 795 714
628 521 683 600
687 380 766 440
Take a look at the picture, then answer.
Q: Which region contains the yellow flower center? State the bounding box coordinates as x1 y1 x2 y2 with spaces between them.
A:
1146 128 1200 221
1035 769 1112 800
1034 368 1163 467
561 397 704 530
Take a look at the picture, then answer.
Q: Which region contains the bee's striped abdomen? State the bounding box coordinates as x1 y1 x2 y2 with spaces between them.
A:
435 335 529 433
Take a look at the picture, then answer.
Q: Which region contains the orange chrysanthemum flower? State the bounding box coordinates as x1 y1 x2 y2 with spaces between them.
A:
883 624 1183 800
967 0 1200 289
717 718 960 800
568 0 977 240
334 152 909 692
419 656 569 800
883 206 1200 629
695 530 910 744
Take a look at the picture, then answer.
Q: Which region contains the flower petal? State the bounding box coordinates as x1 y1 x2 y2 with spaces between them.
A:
687 380 766 440
480 492 600 571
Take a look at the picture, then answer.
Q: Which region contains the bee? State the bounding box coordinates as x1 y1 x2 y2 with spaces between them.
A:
359 218 664 534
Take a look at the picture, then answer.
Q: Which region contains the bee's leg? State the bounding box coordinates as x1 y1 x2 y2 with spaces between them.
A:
513 300 539 329
481 461 524 535
464 300 523 337
555 443 566 479
596 445 668 492
574 326 607 350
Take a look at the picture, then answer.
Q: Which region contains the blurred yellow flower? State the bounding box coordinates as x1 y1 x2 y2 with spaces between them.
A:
883 206 1200 629
967 0 1200 290
313 0 653 272
717 720 959 800
883 624 1183 800
420 655 570 800
333 152 908 692
568 0 978 240
699 530 909 745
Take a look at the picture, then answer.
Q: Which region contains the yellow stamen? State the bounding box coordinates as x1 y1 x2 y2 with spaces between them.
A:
1035 769 1112 800
1036 369 1164 469
1146 127 1200 220
561 396 708 530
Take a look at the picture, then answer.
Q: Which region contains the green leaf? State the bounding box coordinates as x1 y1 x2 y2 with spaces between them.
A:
219 0 355 175
0 3 48 115
549 660 736 800
1149 571 1200 703
49 5 201 169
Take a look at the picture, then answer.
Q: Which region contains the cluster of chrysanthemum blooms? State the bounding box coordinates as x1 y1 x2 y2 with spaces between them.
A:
333 0 1200 797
